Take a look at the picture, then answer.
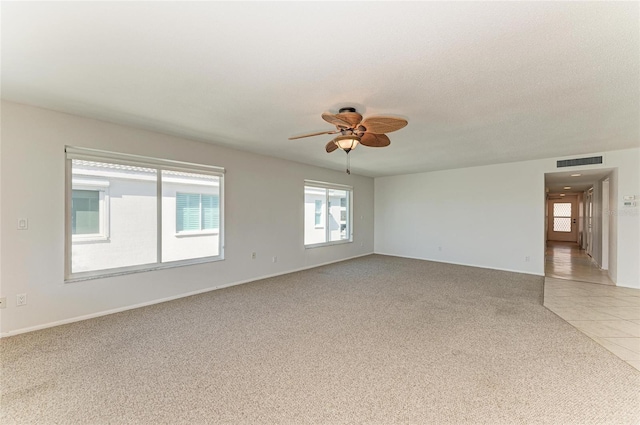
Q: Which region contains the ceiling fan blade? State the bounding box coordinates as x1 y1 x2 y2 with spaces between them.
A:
322 112 353 128
361 116 408 134
360 133 391 148
325 140 339 153
335 111 363 128
288 130 338 140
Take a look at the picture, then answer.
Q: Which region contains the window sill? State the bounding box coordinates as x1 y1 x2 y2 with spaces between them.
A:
65 256 224 283
175 230 219 238
304 239 353 249
72 235 110 244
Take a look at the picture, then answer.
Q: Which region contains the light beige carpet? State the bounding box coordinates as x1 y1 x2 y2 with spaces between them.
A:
2 255 639 424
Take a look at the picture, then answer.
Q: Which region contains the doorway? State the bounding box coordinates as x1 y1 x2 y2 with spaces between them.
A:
544 169 615 286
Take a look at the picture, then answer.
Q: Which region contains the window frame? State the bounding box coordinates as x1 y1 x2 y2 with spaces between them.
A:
65 146 225 282
304 180 353 249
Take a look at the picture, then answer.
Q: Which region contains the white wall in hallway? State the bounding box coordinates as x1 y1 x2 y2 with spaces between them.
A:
608 169 618 283
375 148 640 288
0 101 375 335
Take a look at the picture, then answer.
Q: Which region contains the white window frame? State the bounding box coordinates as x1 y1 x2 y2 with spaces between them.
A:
304 180 353 249
71 179 110 242
65 146 225 282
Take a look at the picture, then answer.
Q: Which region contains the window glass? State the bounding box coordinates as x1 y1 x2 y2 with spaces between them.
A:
163 171 220 262
328 189 349 242
553 202 572 232
72 190 100 235
71 159 157 274
66 149 224 281
304 182 352 247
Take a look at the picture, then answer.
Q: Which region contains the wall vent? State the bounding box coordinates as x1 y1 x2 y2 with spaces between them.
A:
557 156 603 168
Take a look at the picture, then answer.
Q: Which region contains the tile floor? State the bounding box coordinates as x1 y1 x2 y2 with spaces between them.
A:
545 241 614 285
543 241 640 371
544 277 640 371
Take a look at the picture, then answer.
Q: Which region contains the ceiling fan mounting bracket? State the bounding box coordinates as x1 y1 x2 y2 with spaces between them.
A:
338 107 357 113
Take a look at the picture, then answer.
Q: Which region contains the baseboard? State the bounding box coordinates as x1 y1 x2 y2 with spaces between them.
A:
0 252 374 338
374 252 545 277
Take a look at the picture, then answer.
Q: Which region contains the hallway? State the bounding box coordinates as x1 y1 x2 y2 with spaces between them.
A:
545 241 613 285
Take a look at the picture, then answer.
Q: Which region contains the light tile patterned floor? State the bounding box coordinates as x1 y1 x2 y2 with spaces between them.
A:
544 241 640 370
544 277 640 371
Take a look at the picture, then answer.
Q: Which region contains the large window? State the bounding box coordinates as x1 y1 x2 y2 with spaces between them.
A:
304 181 352 247
66 147 224 281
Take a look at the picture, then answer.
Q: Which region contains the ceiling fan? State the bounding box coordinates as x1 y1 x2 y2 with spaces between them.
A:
289 107 408 174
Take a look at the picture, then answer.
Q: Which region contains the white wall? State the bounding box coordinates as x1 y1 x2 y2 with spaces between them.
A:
375 149 640 288
375 161 546 275
608 169 618 283
0 101 375 335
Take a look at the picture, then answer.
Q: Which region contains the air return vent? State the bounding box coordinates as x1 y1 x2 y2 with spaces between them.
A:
557 156 603 168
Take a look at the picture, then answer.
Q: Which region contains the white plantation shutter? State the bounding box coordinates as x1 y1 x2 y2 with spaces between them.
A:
177 193 202 231
202 195 219 230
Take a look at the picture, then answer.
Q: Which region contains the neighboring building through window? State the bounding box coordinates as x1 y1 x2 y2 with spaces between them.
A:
71 178 110 241
314 200 323 227
176 193 220 233
72 190 99 234
66 147 224 281
304 181 352 247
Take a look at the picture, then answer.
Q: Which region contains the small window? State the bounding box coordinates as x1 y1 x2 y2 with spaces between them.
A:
72 190 100 234
553 202 572 232
176 193 220 233
304 181 352 247
71 178 110 242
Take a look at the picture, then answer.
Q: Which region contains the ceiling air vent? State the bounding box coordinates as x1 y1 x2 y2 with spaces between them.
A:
557 156 603 168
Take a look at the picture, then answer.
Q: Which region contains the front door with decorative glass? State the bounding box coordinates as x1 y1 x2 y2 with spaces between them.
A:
547 197 578 242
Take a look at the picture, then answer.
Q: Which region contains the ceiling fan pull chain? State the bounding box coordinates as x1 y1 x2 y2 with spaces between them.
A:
346 152 351 175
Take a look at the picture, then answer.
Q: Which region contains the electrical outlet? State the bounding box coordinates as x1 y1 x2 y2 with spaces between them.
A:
16 293 27 306
272 256 277 263
438 246 442 252
0 297 6 309
251 252 256 260
17 218 29 230
525 256 530 262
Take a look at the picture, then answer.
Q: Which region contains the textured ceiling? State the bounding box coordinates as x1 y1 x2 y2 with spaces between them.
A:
2 2 638 177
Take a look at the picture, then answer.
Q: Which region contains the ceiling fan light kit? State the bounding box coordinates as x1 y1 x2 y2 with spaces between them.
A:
333 135 360 153
290 107 408 174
